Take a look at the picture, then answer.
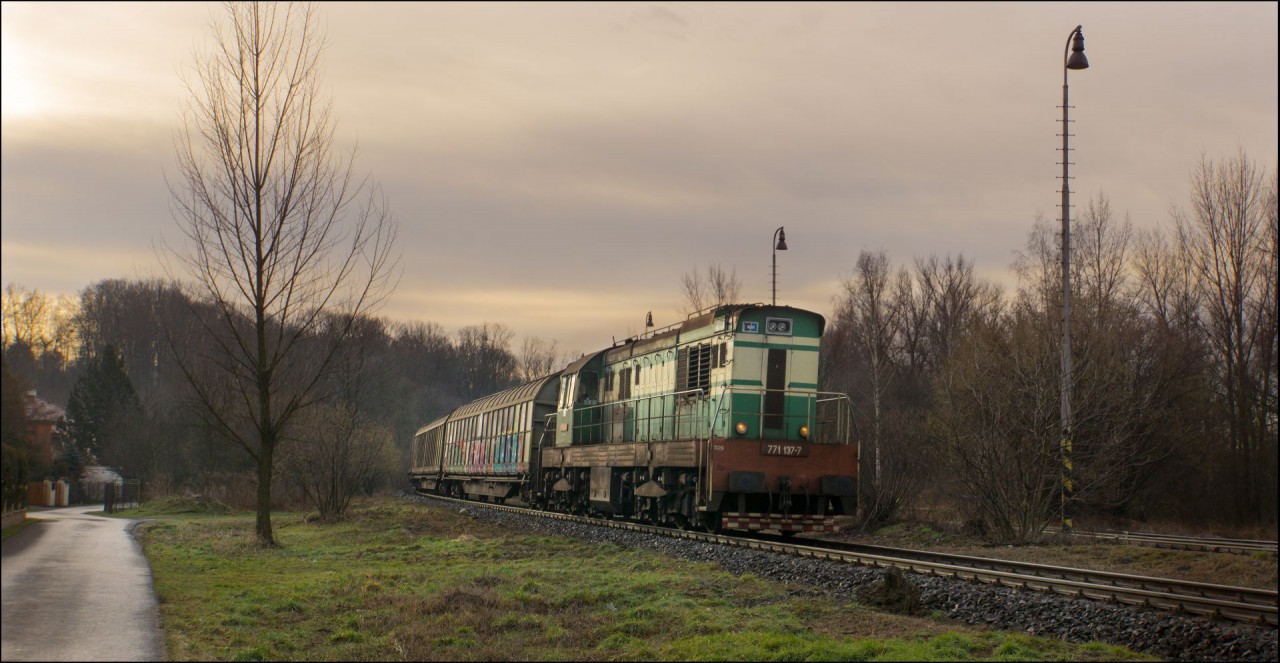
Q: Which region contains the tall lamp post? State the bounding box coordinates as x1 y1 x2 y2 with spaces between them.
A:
772 226 788 305
1059 25 1089 533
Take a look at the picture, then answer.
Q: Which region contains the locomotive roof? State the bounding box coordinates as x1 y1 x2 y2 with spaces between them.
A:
648 303 826 340
452 371 560 418
561 348 608 375
594 303 827 363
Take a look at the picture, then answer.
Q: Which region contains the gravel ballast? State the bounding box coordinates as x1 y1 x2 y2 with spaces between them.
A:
404 493 1277 662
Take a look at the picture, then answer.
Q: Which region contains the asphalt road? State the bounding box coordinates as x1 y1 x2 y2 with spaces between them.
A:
1 505 166 661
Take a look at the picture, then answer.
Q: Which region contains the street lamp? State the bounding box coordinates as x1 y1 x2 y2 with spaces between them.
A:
772 226 787 305
1059 25 1088 533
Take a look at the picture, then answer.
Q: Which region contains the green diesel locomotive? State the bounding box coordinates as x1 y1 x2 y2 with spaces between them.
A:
410 303 858 534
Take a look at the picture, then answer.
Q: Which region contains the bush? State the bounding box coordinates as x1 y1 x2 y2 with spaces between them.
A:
2 444 30 510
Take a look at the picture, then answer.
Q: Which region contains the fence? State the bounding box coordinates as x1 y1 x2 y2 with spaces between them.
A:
1 500 24 529
99 480 143 514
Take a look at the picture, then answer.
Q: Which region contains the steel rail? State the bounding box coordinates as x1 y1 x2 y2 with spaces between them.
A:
410 492 1277 627
765 536 1277 607
1047 528 1279 555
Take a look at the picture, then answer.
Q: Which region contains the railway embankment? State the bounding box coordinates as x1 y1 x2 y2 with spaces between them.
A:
413 494 1277 662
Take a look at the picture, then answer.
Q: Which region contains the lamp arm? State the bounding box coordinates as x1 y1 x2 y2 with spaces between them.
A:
1063 25 1081 84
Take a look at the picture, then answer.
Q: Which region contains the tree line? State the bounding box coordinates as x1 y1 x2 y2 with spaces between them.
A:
821 152 1276 540
1 279 559 516
2 149 1273 542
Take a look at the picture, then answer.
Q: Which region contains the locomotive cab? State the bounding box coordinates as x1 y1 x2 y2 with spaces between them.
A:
553 350 608 447
704 305 857 532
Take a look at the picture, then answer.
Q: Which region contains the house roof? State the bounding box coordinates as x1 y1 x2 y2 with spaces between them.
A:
84 465 123 483
23 391 66 423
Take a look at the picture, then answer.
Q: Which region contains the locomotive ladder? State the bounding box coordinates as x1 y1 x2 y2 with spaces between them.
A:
697 390 730 509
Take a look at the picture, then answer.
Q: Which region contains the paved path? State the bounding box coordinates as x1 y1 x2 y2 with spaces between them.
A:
2 505 166 661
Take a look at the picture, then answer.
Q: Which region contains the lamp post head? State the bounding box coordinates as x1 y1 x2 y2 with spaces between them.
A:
1066 26 1089 70
775 227 788 251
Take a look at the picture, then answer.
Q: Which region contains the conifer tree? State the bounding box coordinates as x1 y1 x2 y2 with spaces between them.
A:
66 345 142 470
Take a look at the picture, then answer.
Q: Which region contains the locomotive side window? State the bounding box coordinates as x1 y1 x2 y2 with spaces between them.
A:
578 371 598 404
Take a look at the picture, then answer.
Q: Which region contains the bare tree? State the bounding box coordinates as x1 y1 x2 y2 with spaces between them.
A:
827 251 937 528
455 323 516 399
914 254 1001 373
681 264 742 314
166 2 399 545
516 336 561 383
281 402 395 521
930 313 1061 543
1066 197 1177 514
1 284 75 360
1173 151 1277 522
1133 227 1201 338
838 251 897 494
2 283 48 350
279 319 397 522
1075 194 1133 328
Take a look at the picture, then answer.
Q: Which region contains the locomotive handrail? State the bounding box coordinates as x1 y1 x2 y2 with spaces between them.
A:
718 387 855 445
569 388 707 444
563 386 854 446
815 393 856 445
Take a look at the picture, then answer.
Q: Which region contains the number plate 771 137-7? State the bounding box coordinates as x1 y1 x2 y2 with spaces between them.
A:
760 443 808 457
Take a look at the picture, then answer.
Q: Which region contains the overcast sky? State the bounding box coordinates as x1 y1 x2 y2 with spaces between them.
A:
2 2 1276 354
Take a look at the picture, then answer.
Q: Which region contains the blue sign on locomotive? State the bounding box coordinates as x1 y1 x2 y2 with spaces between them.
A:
409 303 858 535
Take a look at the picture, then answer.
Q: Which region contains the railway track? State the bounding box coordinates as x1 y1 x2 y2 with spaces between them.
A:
1047 528 1279 555
412 492 1278 627
776 535 1277 612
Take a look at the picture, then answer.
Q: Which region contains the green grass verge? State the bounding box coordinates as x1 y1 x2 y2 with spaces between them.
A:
2 516 35 542
134 497 1155 661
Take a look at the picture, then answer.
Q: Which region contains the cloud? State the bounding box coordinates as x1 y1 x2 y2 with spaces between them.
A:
1 241 163 294
1 2 1275 356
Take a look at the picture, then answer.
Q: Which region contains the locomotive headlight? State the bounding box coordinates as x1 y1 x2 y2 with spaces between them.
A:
799 425 810 439
735 422 748 436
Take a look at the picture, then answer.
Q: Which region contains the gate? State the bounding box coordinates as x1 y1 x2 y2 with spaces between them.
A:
100 480 143 514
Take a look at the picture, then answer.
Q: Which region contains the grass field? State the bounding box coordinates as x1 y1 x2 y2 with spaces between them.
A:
122 496 1155 661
